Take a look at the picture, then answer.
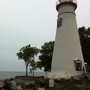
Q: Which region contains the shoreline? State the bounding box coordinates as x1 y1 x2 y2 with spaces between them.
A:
0 71 46 81
0 76 46 90
1 75 90 90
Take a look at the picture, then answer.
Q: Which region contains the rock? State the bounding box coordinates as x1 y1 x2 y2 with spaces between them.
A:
0 81 4 86
17 85 22 90
38 88 45 90
22 81 35 89
24 81 34 85
0 81 4 90
15 79 25 85
75 85 85 88
70 75 81 81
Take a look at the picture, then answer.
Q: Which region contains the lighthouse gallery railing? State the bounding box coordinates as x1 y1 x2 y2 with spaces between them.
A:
56 0 77 6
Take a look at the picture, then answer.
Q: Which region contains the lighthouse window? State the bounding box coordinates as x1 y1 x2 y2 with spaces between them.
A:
57 18 62 27
76 63 81 71
74 60 82 71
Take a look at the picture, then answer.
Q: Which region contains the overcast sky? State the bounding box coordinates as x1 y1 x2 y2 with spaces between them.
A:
0 0 90 72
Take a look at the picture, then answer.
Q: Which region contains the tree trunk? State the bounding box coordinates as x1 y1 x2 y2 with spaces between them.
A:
26 65 28 76
33 70 34 76
45 72 47 75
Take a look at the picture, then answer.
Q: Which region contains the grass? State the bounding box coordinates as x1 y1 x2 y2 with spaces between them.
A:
43 79 90 90
22 78 90 90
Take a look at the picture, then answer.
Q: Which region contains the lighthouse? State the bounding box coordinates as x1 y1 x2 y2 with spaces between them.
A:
48 0 85 79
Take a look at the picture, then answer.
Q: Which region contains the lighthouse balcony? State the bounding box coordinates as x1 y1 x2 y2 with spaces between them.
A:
56 0 77 11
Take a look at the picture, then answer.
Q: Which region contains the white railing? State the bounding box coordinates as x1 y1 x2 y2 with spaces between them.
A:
56 0 77 6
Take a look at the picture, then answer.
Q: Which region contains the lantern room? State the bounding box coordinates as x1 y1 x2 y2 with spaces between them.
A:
56 0 77 11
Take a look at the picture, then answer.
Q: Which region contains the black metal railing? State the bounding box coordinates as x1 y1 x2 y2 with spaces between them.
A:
56 0 77 6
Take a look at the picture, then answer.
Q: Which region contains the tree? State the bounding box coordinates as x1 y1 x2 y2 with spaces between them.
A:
16 44 39 76
29 60 37 76
38 41 54 73
78 27 90 65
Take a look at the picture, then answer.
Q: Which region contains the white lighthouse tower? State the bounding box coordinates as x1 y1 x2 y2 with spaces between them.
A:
48 0 85 79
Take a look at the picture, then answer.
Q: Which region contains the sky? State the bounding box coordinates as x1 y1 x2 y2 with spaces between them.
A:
0 0 90 72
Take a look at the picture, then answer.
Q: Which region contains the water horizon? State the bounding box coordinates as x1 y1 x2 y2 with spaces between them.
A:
0 71 46 80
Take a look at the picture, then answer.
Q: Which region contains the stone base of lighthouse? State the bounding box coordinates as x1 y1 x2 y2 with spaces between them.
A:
47 58 85 79
47 71 83 79
48 72 71 79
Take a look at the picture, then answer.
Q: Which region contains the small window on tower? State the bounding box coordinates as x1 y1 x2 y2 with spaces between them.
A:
76 63 82 71
74 59 82 71
57 18 62 27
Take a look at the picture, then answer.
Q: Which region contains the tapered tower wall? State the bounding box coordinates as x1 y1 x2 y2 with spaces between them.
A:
48 1 85 79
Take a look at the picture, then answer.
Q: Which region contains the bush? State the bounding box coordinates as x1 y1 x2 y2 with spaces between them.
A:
32 85 38 90
44 79 49 89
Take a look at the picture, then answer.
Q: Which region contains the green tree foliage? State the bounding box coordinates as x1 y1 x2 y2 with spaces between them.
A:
78 26 90 65
29 60 37 76
37 61 43 69
16 44 39 76
38 41 54 72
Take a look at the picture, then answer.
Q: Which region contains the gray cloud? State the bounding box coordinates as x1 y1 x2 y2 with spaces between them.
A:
0 0 90 71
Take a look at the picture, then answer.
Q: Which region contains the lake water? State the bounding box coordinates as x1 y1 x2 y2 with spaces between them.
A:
0 71 46 80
